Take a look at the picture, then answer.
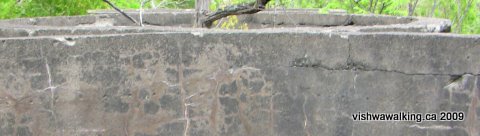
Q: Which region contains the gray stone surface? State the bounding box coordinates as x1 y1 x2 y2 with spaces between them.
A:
0 9 478 136
0 9 450 38
0 32 478 136
349 33 480 75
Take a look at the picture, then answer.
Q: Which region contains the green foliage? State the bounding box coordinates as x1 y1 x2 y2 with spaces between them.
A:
267 0 325 8
148 0 194 9
412 0 479 34
0 0 479 34
1 0 107 19
214 15 249 29
210 0 251 10
0 0 190 19
0 0 19 19
266 0 480 34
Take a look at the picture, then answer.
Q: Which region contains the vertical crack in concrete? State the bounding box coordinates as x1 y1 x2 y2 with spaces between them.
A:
45 58 55 103
353 70 358 91
302 94 311 136
177 46 189 136
184 93 196 136
346 33 359 94
207 65 256 136
346 34 353 69
41 48 59 134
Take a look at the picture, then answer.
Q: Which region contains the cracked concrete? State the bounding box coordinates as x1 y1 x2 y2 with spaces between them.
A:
0 9 479 136
0 31 477 136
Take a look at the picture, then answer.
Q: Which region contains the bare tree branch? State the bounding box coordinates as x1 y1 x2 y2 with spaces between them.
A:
455 0 474 32
201 0 271 28
408 0 420 16
354 0 372 14
378 2 392 14
103 0 139 25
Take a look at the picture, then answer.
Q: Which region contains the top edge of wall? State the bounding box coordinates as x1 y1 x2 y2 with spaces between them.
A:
0 9 452 38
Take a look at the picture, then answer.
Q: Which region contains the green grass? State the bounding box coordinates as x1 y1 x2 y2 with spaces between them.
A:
1 0 479 34
1 0 106 19
0 0 189 19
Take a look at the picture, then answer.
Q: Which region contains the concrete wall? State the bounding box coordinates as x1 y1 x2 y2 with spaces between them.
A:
0 31 478 136
0 9 477 136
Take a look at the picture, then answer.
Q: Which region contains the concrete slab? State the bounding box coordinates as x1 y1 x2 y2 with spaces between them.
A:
0 9 478 136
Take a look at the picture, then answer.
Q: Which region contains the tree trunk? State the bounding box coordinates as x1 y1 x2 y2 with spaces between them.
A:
454 0 474 33
368 0 373 12
429 0 438 17
408 0 420 16
195 0 211 27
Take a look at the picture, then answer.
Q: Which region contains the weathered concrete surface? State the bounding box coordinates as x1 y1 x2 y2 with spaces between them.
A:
0 8 478 136
0 31 478 136
0 9 450 38
348 33 480 75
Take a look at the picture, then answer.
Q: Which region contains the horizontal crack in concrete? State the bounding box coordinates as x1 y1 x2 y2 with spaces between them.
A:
290 62 480 77
290 35 479 76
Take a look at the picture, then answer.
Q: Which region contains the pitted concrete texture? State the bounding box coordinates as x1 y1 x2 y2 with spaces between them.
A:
0 32 478 136
0 9 479 136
